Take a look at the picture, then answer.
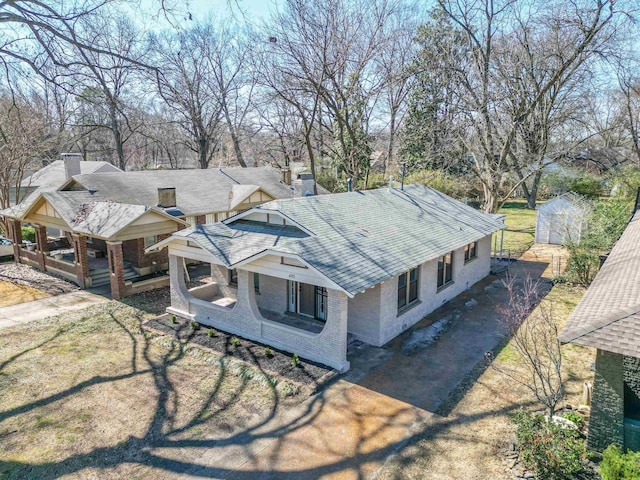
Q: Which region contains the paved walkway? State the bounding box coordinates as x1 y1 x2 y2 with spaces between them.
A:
0 290 109 329
173 251 554 479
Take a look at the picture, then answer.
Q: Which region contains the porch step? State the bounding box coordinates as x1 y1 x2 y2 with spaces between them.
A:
90 267 137 287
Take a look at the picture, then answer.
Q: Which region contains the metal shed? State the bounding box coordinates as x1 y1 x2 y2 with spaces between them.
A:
535 192 591 245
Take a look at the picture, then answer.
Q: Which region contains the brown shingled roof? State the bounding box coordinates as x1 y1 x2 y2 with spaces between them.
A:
558 211 640 358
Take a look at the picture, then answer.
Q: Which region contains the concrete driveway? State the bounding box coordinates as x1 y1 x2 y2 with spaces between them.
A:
174 253 553 479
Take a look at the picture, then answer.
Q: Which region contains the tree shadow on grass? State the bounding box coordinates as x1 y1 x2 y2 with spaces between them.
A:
0 267 559 480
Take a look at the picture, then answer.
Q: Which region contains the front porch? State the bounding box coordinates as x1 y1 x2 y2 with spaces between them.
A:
168 253 350 371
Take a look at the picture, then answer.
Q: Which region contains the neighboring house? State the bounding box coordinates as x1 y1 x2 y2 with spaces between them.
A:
535 192 591 245
8 154 121 208
150 185 505 371
0 156 305 299
558 212 640 452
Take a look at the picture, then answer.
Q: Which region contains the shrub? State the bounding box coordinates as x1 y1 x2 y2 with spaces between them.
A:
231 337 241 348
190 321 200 331
600 444 640 480
21 226 36 243
171 315 177 324
207 328 216 337
560 411 585 430
291 353 299 367
512 411 588 480
569 176 602 198
264 347 273 358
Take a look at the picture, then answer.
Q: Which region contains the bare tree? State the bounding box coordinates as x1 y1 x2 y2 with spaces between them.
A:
434 0 622 212
0 95 55 234
69 13 147 170
151 22 228 169
493 276 563 418
260 0 409 189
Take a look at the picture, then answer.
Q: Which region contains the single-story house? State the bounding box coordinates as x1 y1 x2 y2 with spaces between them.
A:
149 184 505 371
1 154 308 299
535 192 591 245
558 212 640 452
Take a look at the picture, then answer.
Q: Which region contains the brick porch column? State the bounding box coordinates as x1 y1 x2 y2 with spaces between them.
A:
9 220 22 261
34 224 48 270
72 234 90 288
326 289 350 372
107 241 126 300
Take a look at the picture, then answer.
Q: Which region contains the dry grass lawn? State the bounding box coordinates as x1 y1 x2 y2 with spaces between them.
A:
0 302 302 480
498 201 537 258
377 283 595 480
0 281 49 307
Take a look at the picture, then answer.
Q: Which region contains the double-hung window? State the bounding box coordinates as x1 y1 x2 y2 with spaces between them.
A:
464 241 478 263
437 252 454 289
398 267 419 311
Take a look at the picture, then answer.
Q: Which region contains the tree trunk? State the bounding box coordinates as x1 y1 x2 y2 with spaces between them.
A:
385 112 397 174
482 181 499 213
109 104 126 171
526 170 543 209
198 137 209 169
223 104 247 168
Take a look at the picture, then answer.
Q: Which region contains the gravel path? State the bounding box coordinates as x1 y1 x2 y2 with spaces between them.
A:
0 263 80 296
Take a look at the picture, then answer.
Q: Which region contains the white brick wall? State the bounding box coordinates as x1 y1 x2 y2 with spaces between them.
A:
168 256 350 371
356 234 493 346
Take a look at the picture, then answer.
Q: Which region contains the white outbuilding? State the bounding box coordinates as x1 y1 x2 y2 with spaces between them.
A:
535 192 591 245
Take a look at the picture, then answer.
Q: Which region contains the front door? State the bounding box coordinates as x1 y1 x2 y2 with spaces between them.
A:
298 282 316 317
287 281 327 321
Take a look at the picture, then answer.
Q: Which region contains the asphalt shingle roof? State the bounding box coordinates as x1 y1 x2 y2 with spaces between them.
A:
65 167 296 216
173 185 505 296
558 211 640 358
42 191 175 239
4 160 120 218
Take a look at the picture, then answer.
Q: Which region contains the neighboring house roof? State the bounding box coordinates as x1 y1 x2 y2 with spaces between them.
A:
21 160 120 188
35 191 188 239
5 160 121 219
162 185 505 296
62 167 296 216
558 211 640 358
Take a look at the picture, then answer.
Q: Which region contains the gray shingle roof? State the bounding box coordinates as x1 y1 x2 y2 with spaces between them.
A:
65 167 296 216
42 191 179 239
558 211 640 358
173 185 505 295
21 160 120 188
3 160 120 219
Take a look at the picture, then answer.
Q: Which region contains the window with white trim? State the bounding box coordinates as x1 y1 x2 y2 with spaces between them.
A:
464 241 478 263
398 267 419 311
437 252 454 289
144 235 158 249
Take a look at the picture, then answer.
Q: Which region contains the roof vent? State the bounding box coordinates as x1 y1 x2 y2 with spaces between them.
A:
158 187 176 208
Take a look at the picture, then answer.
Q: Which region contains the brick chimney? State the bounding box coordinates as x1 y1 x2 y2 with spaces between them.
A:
157 187 176 208
61 153 82 180
293 173 316 197
281 167 292 185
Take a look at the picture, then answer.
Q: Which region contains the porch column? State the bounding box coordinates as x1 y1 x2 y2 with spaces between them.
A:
211 264 233 297
107 241 126 300
34 224 48 270
9 219 22 261
72 234 90 289
326 289 350 372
